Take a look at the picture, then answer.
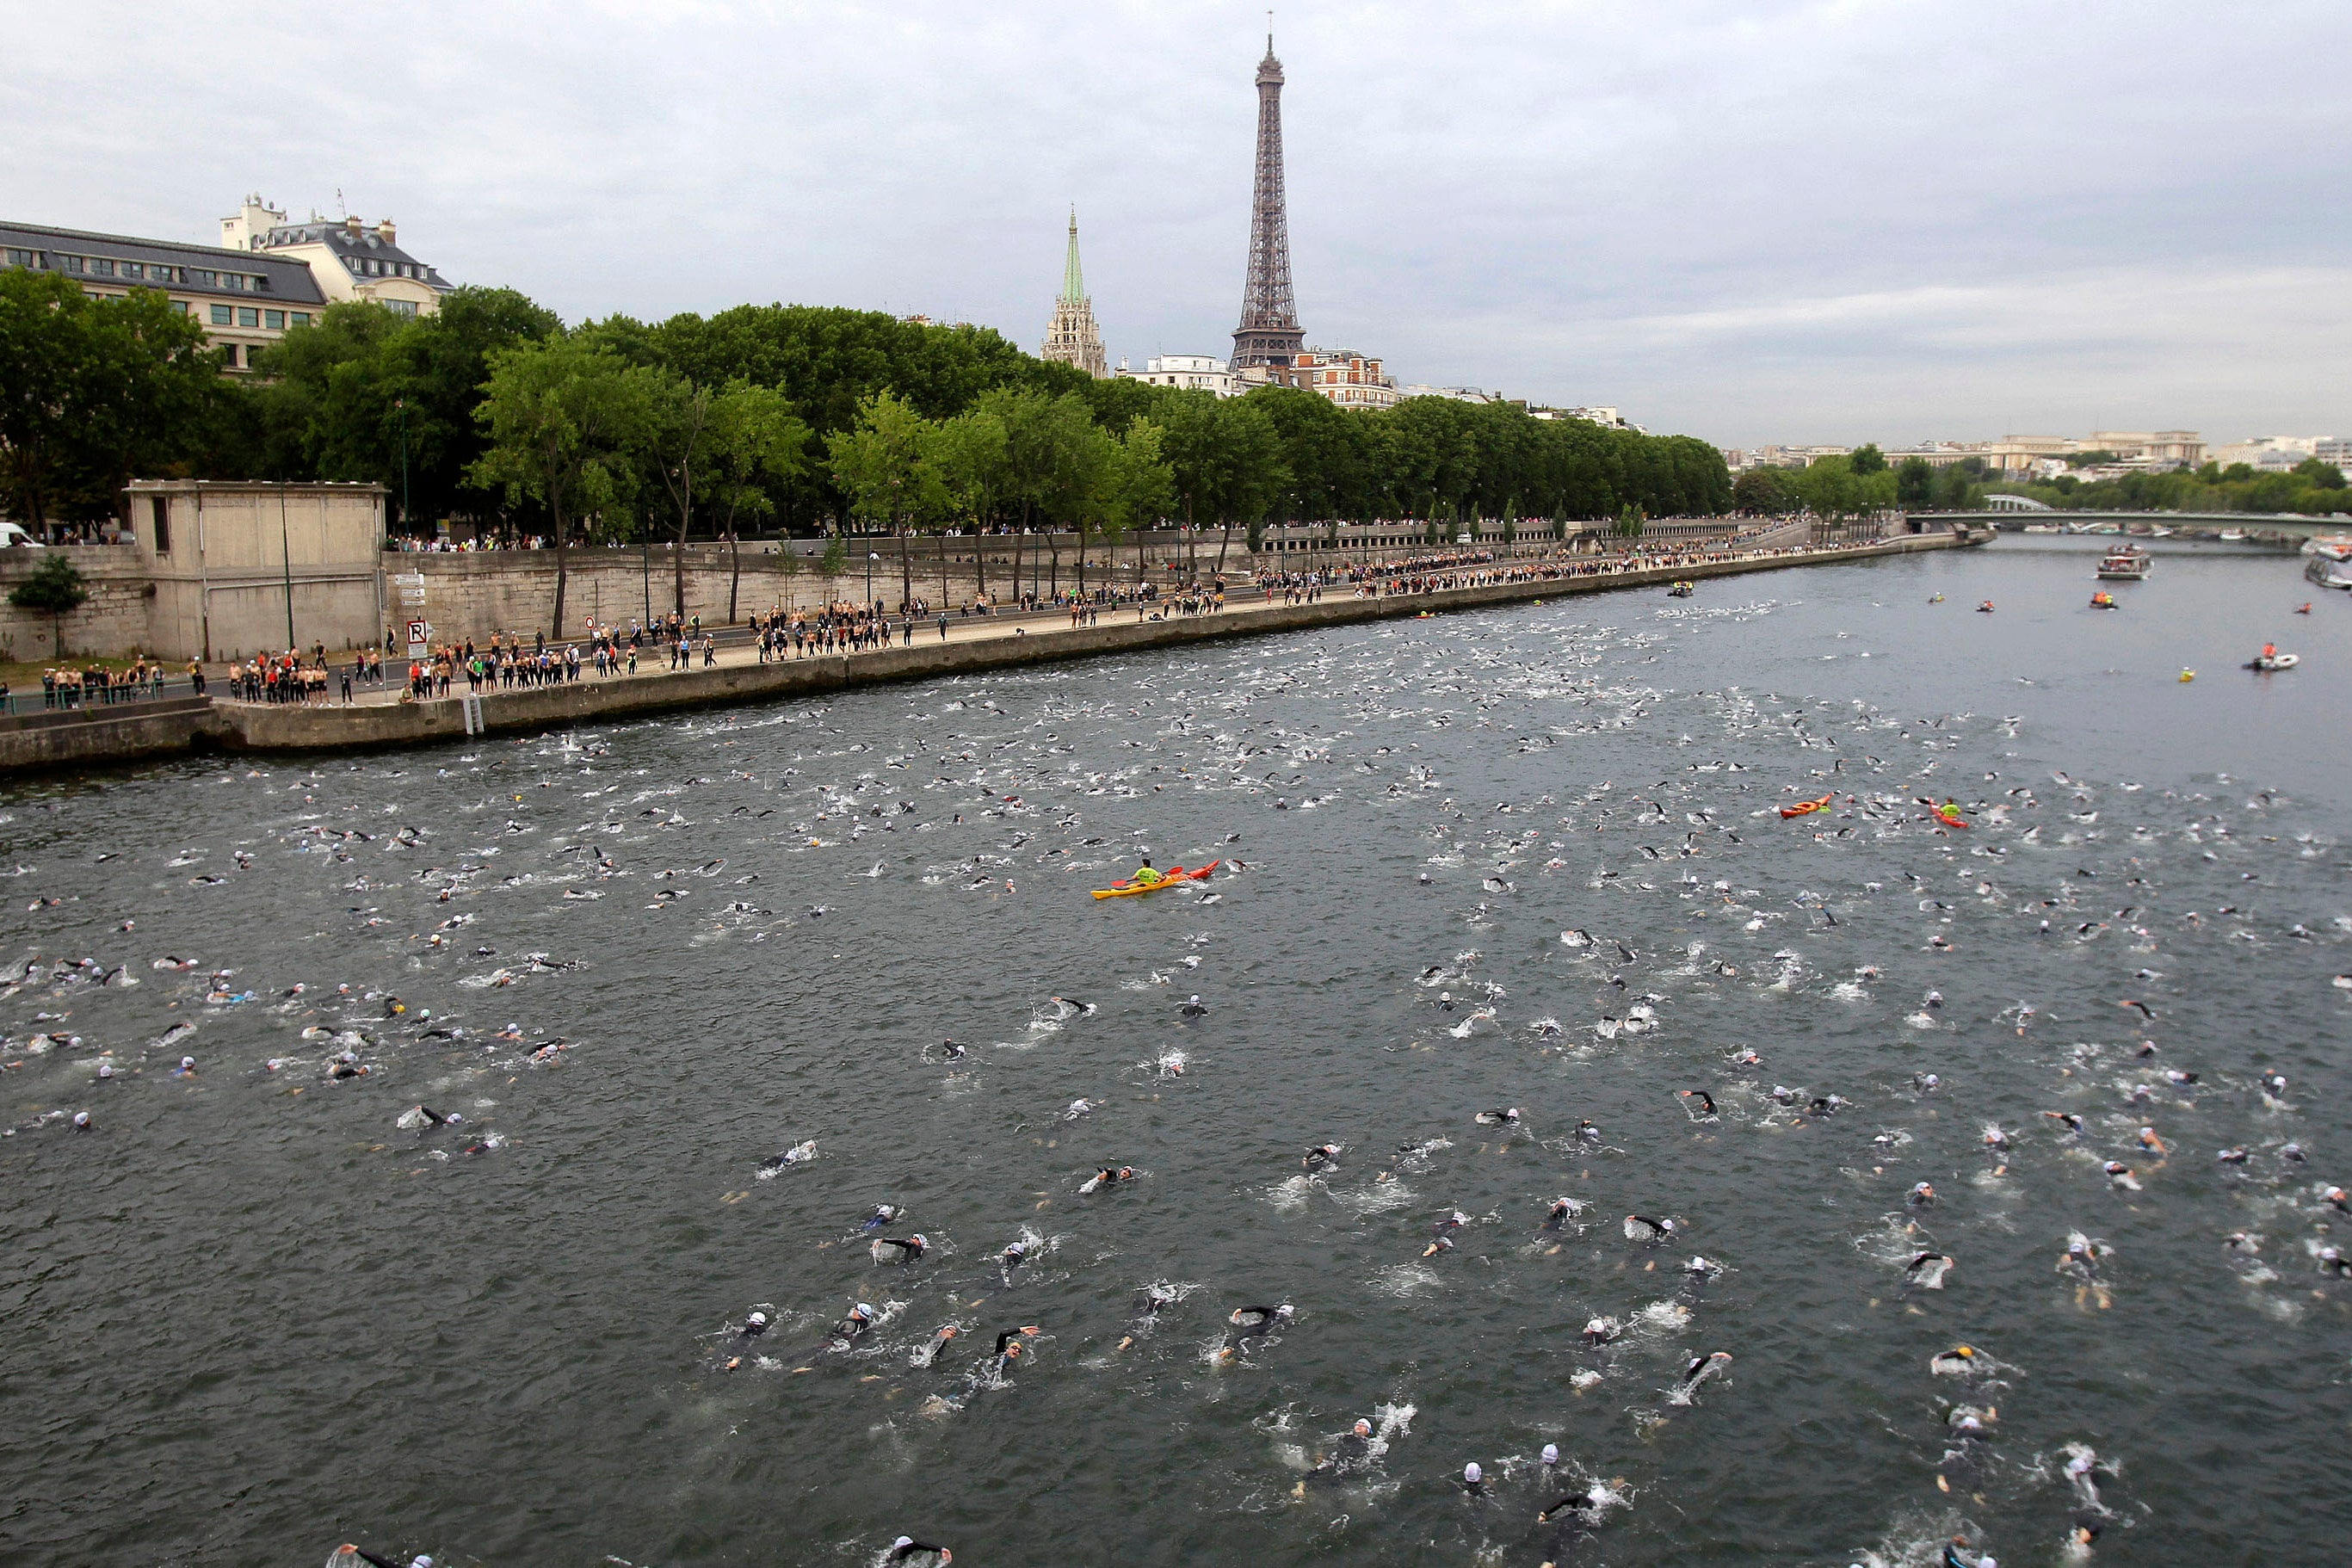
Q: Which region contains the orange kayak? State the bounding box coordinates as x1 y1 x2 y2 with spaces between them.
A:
1780 794 1834 820
1093 861 1220 900
1935 806 1970 829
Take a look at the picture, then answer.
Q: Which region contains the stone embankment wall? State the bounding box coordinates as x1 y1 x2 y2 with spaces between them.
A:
0 533 1961 774
0 550 160 664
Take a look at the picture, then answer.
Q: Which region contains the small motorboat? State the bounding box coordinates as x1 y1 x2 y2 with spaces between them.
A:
2245 652 2300 672
2303 539 2352 590
1666 581 1695 598
2089 591 2117 609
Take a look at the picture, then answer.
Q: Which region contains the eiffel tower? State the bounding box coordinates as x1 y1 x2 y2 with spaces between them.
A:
1041 208 1108 379
1231 29 1304 371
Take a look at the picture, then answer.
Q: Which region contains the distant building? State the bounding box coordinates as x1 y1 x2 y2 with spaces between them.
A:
1 218 326 372
219 196 452 318
1398 384 1503 404
1040 209 1108 380
1115 354 1238 397
2212 435 2328 472
1292 347 1398 411
1535 405 1636 430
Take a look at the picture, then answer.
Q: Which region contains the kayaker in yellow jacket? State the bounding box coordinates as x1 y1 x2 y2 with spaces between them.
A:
1131 856 1164 886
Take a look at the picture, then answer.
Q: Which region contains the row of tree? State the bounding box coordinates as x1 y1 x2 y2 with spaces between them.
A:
1 273 1738 629
1730 443 1984 519
1985 458 2350 516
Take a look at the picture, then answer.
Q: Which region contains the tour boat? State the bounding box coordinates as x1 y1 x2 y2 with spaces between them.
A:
2095 546 2151 581
2218 529 2249 542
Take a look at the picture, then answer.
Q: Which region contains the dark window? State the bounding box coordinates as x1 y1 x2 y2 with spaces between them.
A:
221 343 239 367
264 309 284 329
237 306 258 327
151 497 170 554
56 253 84 273
254 274 270 292
210 304 231 325
90 257 115 276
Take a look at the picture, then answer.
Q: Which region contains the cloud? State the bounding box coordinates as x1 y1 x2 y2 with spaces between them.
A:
4 0 2348 445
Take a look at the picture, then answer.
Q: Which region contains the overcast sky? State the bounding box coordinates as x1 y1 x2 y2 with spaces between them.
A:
8 1 2349 445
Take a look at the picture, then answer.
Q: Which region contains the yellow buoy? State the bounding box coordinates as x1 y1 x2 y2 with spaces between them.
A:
2178 669 2195 682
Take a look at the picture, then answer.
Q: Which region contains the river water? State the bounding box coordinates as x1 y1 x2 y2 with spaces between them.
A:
3 536 2347 1568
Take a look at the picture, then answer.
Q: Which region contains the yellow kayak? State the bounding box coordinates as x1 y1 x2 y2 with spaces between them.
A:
1092 861 1219 900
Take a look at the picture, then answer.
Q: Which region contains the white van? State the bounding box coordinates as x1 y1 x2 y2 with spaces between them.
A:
0 522 45 548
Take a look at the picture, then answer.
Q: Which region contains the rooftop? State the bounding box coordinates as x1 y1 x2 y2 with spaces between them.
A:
0 219 325 303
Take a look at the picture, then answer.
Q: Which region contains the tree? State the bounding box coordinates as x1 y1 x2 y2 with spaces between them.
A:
706 381 810 621
826 391 940 609
1849 442 1887 475
639 370 716 620
9 553 89 657
1893 456 1936 509
0 270 221 533
469 340 656 639
1732 466 1799 516
2294 455 2347 491
929 406 1011 603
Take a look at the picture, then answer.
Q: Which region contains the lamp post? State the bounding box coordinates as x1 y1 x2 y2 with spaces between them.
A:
866 551 879 611
394 398 410 536
280 488 296 651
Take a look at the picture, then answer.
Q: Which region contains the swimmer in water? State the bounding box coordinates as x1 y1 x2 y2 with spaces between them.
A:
831 1302 880 1343
1542 1198 1580 1232
1539 1488 1603 1526
1220 1303 1293 1361
1460 1460 1489 1497
1574 1119 1602 1142
871 1234 928 1264
1730 1047 1762 1067
1303 1142 1342 1171
1910 1182 1937 1207
1624 1213 1677 1243
761 1139 817 1172
2102 1160 2140 1190
2043 1111 2085 1136
858 1204 905 1232
1942 1535 1996 1568
1905 1251 1953 1287
1179 994 1209 1017
1929 1345 1979 1376
998 1238 1032 1278
1676 1350 1732 1398
1051 996 1096 1016
1078 1165 1136 1194
1582 1315 1622 1346
1116 1285 1178 1350
1063 1098 1092 1120
1678 1089 1717 1120
1474 1107 1522 1126
938 1040 967 1061
989 1325 1041 1372
911 1324 960 1367
884 1535 952 1565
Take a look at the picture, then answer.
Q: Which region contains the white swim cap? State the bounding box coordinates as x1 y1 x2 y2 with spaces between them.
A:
180 1056 194 1069
410 1557 433 1568
96 1064 113 1078
72 1111 90 1128
1463 1461 1482 1484
892 1539 914 1551
1355 1419 1372 1435
748 1312 768 1326
855 1303 876 1318
1541 1442 1559 1464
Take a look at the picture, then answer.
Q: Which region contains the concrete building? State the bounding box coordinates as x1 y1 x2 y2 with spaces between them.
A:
1115 354 1239 397
1534 406 1635 430
218 196 451 318
1293 347 1399 411
0 219 326 372
126 480 388 660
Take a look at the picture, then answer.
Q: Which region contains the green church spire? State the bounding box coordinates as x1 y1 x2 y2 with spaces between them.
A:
1060 207 1086 303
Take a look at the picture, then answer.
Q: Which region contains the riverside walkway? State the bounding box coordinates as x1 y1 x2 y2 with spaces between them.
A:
0 531 1970 770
